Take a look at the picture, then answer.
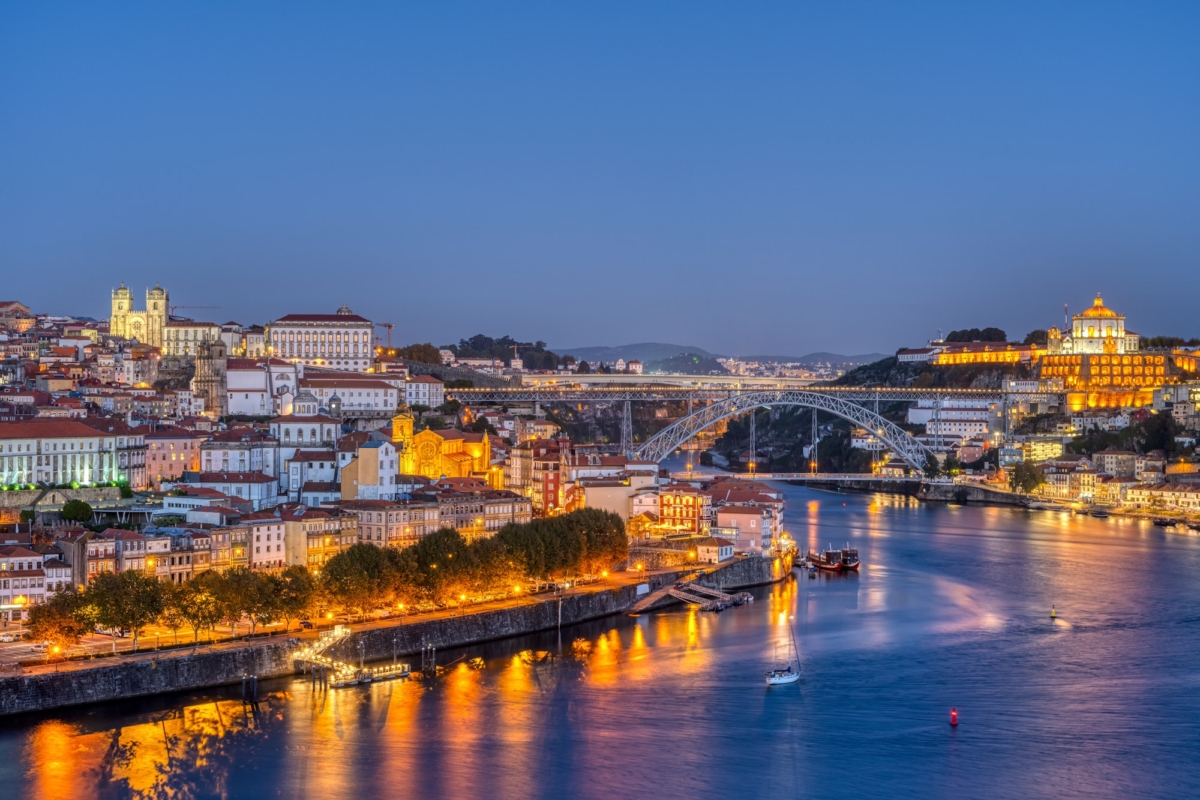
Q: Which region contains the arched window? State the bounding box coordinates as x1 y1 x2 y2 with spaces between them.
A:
310 428 317 440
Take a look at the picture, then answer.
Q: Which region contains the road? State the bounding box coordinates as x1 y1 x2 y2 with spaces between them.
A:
0 565 681 675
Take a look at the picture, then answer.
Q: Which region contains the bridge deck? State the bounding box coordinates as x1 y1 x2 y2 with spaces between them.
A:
670 472 922 482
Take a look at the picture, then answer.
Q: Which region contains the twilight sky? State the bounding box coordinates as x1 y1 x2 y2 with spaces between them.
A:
2 2 1198 356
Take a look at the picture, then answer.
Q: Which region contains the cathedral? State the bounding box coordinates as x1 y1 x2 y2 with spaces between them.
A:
110 283 168 348
390 409 492 481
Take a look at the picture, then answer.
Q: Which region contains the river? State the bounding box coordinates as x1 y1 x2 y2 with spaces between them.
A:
4 476 1200 799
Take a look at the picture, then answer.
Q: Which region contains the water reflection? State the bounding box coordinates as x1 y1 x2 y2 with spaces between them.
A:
9 485 1200 800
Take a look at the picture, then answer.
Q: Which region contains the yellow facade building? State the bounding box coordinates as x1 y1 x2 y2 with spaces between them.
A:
391 410 492 481
925 294 1195 411
1039 295 1196 410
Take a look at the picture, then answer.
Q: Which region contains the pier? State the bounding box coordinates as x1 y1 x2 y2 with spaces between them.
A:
292 625 410 688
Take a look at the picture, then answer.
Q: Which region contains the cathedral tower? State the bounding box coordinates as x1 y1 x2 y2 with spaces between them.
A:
145 283 168 348
392 408 416 473
111 284 133 339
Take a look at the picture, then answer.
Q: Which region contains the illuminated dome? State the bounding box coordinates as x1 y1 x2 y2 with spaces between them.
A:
1080 294 1118 318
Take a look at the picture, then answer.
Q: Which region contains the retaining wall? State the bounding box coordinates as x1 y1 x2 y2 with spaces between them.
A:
0 555 783 717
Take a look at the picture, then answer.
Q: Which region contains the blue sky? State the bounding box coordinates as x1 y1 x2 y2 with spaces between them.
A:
2 2 1197 356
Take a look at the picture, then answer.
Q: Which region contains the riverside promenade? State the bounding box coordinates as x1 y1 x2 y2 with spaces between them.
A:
0 553 789 717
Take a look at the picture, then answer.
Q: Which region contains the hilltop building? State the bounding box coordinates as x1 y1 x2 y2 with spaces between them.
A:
110 283 168 347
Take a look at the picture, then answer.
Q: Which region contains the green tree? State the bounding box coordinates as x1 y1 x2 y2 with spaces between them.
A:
1009 462 1046 494
274 566 317 632
322 544 396 619
177 573 223 645
216 567 275 636
942 455 962 476
576 360 591 374
19 509 35 525
468 416 497 436
946 327 1007 343
88 570 165 652
436 399 462 416
1023 329 1049 346
395 343 443 364
60 499 94 523
923 454 942 480
25 587 90 654
157 583 186 646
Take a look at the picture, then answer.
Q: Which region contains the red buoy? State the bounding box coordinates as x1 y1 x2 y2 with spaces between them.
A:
950 708 958 726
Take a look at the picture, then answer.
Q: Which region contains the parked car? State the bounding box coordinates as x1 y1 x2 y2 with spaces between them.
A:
299 620 314 630
0 633 18 643
29 642 48 653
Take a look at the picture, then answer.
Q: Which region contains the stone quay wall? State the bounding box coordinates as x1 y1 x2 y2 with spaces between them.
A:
792 478 1031 508
0 555 783 717
0 640 296 717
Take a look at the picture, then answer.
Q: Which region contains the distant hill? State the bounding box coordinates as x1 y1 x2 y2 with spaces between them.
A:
646 352 727 375
555 343 887 369
556 342 721 364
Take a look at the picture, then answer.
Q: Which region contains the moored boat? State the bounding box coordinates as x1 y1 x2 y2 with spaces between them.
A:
807 544 861 572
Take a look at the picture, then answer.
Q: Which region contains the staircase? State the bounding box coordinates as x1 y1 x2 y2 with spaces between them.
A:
291 625 410 686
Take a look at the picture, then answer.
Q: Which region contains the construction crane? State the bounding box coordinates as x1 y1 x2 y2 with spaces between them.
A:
169 305 219 316
381 322 395 350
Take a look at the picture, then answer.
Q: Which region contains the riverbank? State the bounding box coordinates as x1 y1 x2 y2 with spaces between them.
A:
787 477 1032 507
0 553 786 717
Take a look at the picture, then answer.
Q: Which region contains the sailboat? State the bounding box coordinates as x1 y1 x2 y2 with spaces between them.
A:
765 622 801 686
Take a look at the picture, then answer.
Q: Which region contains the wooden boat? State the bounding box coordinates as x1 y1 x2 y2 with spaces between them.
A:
807 545 861 572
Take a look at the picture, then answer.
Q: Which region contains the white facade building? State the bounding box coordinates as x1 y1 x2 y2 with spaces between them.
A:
404 375 445 409
267 306 374 372
163 321 222 357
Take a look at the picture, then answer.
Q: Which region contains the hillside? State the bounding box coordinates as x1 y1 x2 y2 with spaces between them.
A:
832 356 1032 389
556 343 722 364
557 342 887 367
735 351 889 366
646 352 726 374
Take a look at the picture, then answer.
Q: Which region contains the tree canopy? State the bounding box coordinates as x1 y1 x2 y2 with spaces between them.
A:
945 327 1007 343
1141 335 1200 349
60 499 94 523
394 343 443 364
448 334 565 368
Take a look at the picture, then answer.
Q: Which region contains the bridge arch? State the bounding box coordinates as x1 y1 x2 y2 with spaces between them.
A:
632 390 935 470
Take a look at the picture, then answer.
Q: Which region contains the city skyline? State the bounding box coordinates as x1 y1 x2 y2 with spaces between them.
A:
4 3 1200 354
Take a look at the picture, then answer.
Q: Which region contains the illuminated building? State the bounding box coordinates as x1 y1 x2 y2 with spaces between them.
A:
1040 295 1197 410
1024 437 1065 463
1047 294 1139 355
110 283 168 347
391 409 492 480
934 342 1037 366
657 483 712 536
267 305 374 371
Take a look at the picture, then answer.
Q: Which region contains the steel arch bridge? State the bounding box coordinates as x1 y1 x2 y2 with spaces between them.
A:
632 390 935 470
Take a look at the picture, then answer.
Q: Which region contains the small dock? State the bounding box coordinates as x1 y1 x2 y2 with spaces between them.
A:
630 580 754 614
292 625 410 688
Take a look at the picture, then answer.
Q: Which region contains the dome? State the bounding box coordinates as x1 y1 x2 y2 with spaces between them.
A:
1080 294 1119 318
336 303 354 315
